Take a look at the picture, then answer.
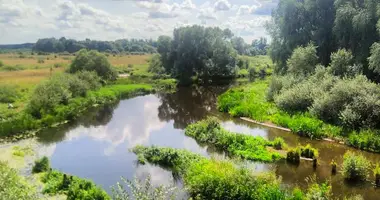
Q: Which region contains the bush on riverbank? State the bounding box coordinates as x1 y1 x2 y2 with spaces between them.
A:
42 170 110 200
32 156 50 173
342 151 371 182
184 117 283 162
347 130 380 153
0 162 38 200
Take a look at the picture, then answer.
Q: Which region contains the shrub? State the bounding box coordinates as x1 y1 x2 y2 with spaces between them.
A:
0 85 19 103
112 176 178 200
0 162 38 199
32 156 50 173
0 60 3 67
287 43 319 76
248 67 256 81
42 170 110 200
75 71 102 90
347 130 380 152
148 54 165 75
274 81 313 112
70 49 117 80
368 42 380 74
287 148 300 163
53 63 63 68
305 182 332 200
373 164 380 186
342 151 370 182
267 74 301 101
300 144 319 159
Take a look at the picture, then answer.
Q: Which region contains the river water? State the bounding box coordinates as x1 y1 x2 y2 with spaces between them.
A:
35 86 380 199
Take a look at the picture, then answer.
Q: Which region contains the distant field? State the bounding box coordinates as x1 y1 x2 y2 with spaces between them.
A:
0 53 153 118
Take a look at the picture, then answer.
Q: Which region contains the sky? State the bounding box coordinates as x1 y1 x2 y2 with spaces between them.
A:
0 0 278 44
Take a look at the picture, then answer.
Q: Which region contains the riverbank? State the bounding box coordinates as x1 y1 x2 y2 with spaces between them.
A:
217 79 380 153
0 83 153 141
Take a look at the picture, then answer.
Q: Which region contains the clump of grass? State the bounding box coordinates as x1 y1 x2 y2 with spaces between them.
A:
342 151 370 182
32 156 50 173
0 85 19 103
347 130 380 153
185 117 284 162
41 170 110 200
12 146 34 157
286 148 300 164
272 137 286 150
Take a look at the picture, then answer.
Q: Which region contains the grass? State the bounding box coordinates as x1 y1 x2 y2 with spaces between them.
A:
184 117 284 162
217 79 342 139
40 170 110 200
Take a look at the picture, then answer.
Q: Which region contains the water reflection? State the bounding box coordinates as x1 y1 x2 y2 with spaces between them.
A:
33 87 380 199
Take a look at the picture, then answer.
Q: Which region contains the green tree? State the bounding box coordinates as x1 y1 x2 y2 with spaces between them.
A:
330 49 356 77
287 43 319 76
69 49 116 80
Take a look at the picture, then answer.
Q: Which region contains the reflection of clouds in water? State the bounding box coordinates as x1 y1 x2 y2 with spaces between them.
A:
222 121 268 139
182 135 208 156
60 96 166 156
37 143 57 158
134 164 174 186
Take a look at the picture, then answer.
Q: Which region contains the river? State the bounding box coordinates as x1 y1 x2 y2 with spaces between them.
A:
35 86 380 199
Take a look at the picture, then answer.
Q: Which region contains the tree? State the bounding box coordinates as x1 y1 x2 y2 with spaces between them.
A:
330 49 355 77
231 37 247 55
368 42 380 74
69 49 116 80
287 43 319 76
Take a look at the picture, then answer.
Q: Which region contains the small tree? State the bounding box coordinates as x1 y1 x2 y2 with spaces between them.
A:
330 49 355 77
70 49 116 80
287 43 319 76
368 42 380 74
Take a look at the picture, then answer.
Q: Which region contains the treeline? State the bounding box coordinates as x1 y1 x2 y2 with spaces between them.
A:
33 37 157 54
268 0 380 80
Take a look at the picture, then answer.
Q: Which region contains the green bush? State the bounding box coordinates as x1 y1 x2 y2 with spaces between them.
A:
37 58 45 63
185 117 283 162
0 85 19 103
368 42 380 74
286 148 301 163
300 144 319 159
148 54 166 75
287 43 319 76
272 137 286 150
342 151 370 182
42 170 110 200
0 162 38 200
274 81 314 112
70 49 117 80
32 156 50 173
305 182 332 200
329 49 355 77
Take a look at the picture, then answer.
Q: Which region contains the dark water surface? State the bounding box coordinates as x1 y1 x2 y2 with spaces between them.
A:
36 86 380 199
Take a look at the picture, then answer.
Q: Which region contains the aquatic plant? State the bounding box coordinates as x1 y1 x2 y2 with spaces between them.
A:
272 137 286 150
342 151 370 182
331 160 337 174
373 164 380 186
300 144 319 159
32 156 50 173
286 148 301 164
184 117 283 162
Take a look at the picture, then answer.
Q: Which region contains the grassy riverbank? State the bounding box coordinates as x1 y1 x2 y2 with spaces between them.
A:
0 83 153 138
185 117 284 162
217 79 380 153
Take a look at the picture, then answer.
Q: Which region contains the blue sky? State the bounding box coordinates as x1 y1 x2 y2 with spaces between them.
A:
0 0 277 44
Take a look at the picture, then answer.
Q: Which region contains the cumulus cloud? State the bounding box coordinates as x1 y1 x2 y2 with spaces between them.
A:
214 0 231 11
237 5 260 15
197 8 217 20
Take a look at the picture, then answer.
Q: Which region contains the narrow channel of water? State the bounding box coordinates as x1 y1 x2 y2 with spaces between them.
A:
35 86 380 199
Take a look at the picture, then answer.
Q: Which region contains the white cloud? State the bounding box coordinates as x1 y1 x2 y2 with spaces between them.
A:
197 8 217 20
214 0 231 11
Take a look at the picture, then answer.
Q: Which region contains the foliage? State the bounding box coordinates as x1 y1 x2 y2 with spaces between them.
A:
299 144 319 159
287 43 319 76
347 130 380 153
111 176 178 200
33 37 157 53
157 25 238 84
0 162 38 200
32 156 50 173
368 42 380 74
273 137 286 150
0 60 3 67
148 54 165 75
69 49 117 80
268 0 379 75
185 117 283 162
0 85 19 103
286 148 300 163
329 49 356 77
305 182 332 200
41 170 110 200
342 151 371 182
185 159 285 200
